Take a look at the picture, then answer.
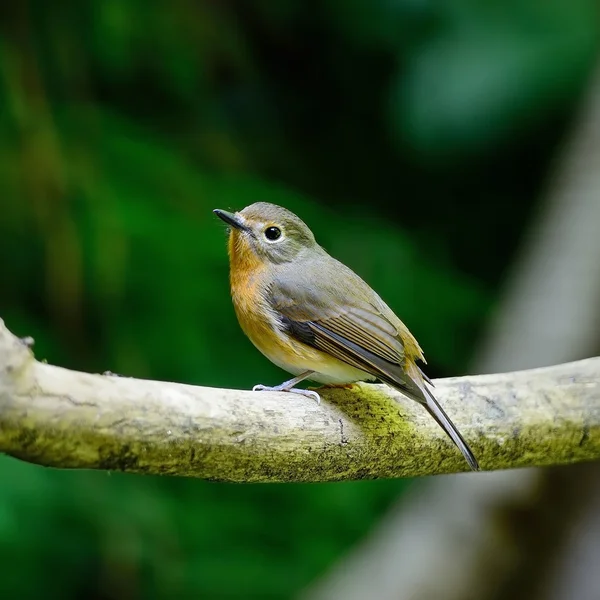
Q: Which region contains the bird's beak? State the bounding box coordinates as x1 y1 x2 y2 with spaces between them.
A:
213 209 249 232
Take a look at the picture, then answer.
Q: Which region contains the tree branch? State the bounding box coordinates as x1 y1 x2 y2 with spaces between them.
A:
0 319 598 481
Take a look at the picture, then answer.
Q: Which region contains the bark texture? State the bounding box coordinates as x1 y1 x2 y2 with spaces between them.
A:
0 319 598 481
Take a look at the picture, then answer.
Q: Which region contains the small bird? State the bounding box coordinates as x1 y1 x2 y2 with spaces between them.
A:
214 203 479 471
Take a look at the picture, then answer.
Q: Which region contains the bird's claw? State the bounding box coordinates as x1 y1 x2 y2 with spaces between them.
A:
301 389 321 405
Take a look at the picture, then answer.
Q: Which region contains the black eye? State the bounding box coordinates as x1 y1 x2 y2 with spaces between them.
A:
264 226 282 241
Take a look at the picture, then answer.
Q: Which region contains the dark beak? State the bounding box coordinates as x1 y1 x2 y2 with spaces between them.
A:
213 209 248 232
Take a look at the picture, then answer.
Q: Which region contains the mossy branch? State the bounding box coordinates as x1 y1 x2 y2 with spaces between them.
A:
0 319 599 481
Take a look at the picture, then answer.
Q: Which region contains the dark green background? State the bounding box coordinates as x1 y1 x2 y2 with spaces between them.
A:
0 1 598 598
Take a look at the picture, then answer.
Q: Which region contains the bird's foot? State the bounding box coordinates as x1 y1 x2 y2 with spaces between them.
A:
252 384 321 405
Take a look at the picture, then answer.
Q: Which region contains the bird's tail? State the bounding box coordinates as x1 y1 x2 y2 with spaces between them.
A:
398 365 480 471
421 387 479 471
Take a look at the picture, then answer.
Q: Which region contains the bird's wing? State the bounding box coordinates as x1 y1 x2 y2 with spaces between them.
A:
269 258 426 398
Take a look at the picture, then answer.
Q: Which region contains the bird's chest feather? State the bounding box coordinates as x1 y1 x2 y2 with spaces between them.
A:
228 236 288 360
230 265 274 345
227 242 324 374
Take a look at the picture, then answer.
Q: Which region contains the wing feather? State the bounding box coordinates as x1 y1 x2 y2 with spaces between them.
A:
270 257 424 394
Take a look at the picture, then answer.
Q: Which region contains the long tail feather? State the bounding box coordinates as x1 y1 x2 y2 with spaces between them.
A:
421 387 479 471
392 366 479 471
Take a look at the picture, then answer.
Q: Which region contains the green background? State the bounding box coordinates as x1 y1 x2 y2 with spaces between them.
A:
0 1 598 598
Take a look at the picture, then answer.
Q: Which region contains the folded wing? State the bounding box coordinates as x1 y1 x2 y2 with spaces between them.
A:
269 258 426 401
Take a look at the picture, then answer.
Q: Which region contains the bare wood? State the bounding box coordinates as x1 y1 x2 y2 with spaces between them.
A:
0 319 598 481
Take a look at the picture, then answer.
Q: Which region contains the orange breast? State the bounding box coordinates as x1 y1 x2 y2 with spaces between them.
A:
228 231 269 335
228 231 297 366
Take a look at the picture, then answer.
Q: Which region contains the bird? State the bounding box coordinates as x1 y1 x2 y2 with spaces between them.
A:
213 202 479 471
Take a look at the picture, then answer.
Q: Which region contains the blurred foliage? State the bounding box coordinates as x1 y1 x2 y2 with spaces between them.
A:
0 0 598 598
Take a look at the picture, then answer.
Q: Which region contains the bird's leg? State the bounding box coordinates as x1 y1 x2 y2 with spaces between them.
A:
253 371 321 404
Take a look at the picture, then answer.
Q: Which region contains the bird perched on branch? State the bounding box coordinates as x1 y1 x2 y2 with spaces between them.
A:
214 202 479 471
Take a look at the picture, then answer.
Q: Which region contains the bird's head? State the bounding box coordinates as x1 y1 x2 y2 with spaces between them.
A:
213 202 317 266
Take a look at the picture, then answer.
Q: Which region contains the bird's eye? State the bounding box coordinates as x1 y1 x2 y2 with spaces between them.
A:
264 226 282 241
